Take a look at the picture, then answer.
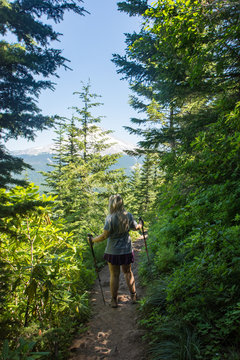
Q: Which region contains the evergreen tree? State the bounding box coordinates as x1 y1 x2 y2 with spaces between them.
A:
0 144 32 188
112 8 181 175
139 153 159 214
43 82 125 237
126 152 161 219
114 0 240 179
41 117 66 197
126 162 142 216
116 2 240 358
0 0 87 187
117 0 148 16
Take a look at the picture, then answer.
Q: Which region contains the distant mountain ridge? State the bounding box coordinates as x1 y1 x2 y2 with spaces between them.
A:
11 132 136 156
11 133 140 192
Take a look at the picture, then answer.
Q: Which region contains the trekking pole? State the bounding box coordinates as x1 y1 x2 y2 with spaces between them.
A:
139 217 150 263
87 234 106 306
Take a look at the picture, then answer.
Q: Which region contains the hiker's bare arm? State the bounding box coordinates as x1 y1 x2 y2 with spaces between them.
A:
134 224 142 230
130 223 142 231
92 230 109 243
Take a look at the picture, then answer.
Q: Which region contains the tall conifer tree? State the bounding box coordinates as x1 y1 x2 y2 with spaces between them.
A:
0 0 87 187
44 82 125 237
114 0 240 184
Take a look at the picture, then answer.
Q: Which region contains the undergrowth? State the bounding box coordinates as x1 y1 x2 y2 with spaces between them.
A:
138 180 240 360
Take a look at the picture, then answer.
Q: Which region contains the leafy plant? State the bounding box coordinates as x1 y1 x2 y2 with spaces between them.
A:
0 338 49 360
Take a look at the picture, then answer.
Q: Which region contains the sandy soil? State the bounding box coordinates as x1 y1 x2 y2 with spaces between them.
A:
69 236 147 360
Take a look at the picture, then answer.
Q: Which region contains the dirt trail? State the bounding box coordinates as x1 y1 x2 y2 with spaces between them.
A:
69 236 147 360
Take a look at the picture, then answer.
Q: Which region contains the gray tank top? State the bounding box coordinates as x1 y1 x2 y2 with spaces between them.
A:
104 212 137 255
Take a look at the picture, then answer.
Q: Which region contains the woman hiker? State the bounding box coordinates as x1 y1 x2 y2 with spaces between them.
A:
92 194 142 308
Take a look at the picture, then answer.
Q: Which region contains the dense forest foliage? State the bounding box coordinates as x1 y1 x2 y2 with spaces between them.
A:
114 0 240 359
1 0 240 359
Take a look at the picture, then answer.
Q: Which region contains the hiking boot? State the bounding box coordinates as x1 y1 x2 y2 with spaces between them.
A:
131 292 137 304
111 297 118 308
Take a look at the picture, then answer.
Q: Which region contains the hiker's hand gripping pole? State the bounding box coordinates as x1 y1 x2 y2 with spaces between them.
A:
139 217 150 263
88 234 106 306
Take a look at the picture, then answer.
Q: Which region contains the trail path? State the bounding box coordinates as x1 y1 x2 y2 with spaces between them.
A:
69 236 147 360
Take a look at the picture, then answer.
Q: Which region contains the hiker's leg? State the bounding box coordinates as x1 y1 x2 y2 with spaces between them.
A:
122 264 136 294
108 263 120 298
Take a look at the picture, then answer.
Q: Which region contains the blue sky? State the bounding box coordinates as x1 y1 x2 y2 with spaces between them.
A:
6 0 143 151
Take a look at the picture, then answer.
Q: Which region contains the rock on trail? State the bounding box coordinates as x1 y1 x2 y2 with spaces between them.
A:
69 237 147 360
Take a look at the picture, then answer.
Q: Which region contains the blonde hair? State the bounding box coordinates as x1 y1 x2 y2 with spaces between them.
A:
109 194 125 214
108 194 129 233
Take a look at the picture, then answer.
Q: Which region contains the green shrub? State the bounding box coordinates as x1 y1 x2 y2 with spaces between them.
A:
139 179 240 359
